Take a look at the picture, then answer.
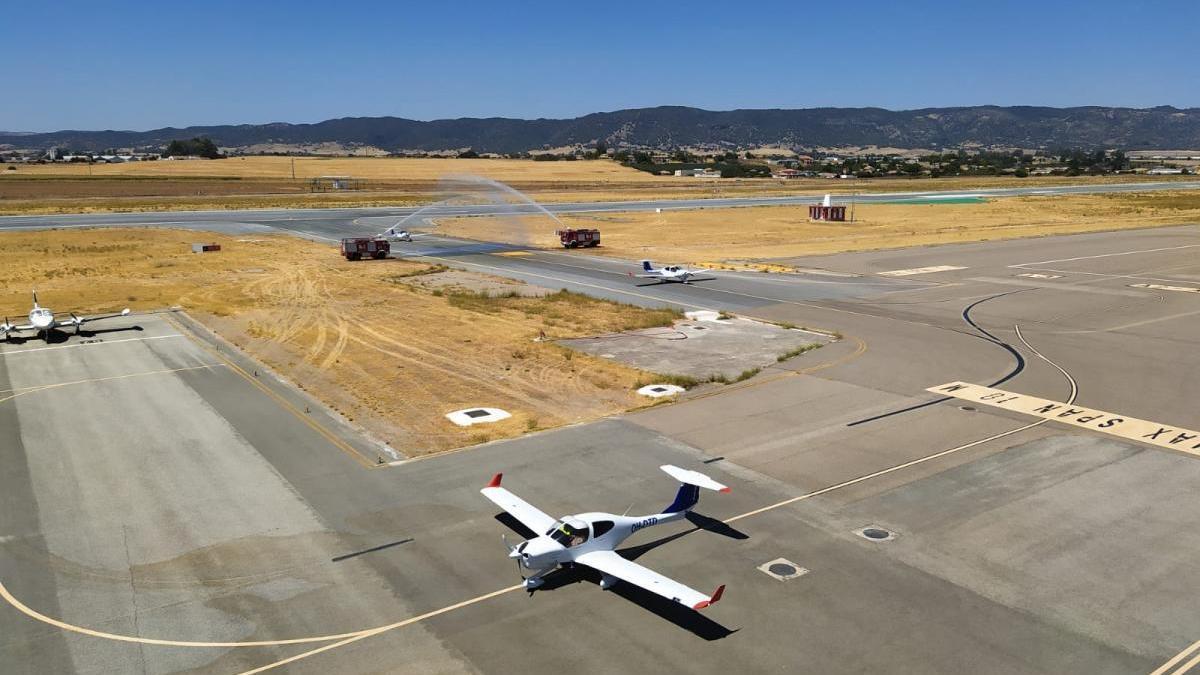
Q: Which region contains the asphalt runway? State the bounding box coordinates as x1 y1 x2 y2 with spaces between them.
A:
2 204 1200 672
1 179 1198 234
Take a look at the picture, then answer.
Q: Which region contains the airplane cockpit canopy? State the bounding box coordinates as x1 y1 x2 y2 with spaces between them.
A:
547 519 589 547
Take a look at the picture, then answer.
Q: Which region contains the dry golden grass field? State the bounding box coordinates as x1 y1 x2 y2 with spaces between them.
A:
3 156 663 181
3 155 1195 214
437 191 1200 264
0 228 679 454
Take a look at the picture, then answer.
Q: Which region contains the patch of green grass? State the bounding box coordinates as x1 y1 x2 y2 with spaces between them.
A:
776 342 822 362
442 287 682 332
732 367 761 382
635 373 702 389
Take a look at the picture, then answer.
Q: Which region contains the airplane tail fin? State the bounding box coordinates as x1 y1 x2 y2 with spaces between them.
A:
642 260 654 272
31 289 39 309
661 465 729 513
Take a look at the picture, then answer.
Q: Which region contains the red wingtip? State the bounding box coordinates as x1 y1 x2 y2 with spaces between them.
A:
693 584 725 610
486 473 502 488
719 487 731 493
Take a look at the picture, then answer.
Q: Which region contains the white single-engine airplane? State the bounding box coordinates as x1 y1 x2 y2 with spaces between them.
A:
631 260 711 284
381 221 439 243
482 464 729 611
1 290 130 342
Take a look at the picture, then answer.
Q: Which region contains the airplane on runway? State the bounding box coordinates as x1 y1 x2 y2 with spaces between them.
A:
481 464 729 611
631 260 712 284
381 223 436 242
1 290 130 342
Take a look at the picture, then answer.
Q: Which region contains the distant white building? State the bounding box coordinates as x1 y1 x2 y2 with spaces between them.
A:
673 168 721 178
1147 167 1184 175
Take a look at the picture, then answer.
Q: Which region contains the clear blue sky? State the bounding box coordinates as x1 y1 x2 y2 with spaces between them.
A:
3 1 1197 131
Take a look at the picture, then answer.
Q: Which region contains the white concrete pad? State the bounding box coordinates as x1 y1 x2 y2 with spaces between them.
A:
445 407 512 426
637 384 685 398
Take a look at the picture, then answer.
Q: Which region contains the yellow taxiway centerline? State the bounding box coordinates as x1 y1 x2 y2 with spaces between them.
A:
1150 639 1200 675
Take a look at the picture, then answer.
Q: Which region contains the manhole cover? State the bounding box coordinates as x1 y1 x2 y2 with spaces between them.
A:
650 387 667 393
464 409 491 419
855 525 897 542
959 405 976 412
757 557 809 581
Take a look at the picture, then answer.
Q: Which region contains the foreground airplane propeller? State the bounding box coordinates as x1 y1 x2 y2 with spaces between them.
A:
631 260 712 284
481 464 729 611
1 290 130 342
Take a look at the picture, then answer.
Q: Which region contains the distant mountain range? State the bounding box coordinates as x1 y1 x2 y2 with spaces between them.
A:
3 106 1199 154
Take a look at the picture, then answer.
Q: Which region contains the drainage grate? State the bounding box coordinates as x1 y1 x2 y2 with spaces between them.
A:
650 386 668 393
758 557 809 581
855 525 897 542
464 409 491 419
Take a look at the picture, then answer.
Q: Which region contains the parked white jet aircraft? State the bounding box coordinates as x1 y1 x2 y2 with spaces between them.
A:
632 260 712 284
482 464 729 610
1 290 130 342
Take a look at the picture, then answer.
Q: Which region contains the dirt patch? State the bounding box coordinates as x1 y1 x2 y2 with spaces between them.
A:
559 315 826 384
0 228 680 454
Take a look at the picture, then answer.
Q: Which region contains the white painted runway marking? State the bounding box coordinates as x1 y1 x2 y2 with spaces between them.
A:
929 381 1200 458
0 334 184 356
1017 272 1063 280
1130 283 1200 294
1010 243 1200 268
877 265 966 277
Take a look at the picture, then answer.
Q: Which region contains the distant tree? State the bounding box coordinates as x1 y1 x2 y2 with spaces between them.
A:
632 151 652 164
613 150 631 162
164 137 221 159
1014 167 1029 178
594 141 608 155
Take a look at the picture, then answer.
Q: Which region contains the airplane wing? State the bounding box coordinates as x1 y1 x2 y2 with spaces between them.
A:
69 309 131 325
3 322 34 333
480 474 557 536
689 268 710 275
574 550 725 610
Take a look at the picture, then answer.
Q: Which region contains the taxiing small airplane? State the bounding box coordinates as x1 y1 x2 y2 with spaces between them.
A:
381 222 438 243
482 464 729 611
1 290 130 342
632 260 711 284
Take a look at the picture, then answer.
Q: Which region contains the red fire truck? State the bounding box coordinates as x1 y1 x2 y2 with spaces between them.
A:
556 228 601 248
341 237 390 260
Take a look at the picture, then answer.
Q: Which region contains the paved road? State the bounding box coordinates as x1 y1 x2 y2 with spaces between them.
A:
3 205 1200 672
1 180 1198 231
